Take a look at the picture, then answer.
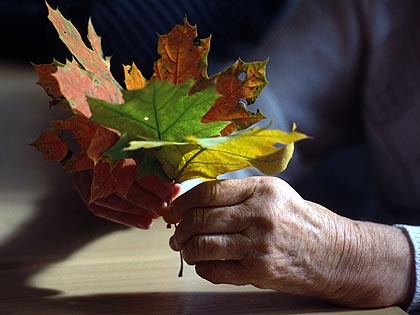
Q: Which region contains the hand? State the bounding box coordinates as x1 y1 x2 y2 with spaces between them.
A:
163 176 413 308
74 170 181 229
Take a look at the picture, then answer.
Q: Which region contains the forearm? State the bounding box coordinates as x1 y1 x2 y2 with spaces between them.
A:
327 217 414 308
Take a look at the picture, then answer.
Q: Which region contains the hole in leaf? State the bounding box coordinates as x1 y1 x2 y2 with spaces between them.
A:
60 149 73 166
193 37 201 46
61 130 82 154
239 99 247 107
238 72 246 81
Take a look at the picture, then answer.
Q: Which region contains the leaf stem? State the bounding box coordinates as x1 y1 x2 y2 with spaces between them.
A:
152 84 162 140
167 223 184 277
175 223 184 277
174 146 206 182
178 251 184 278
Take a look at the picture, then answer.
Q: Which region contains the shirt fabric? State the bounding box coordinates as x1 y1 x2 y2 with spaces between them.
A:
399 225 420 314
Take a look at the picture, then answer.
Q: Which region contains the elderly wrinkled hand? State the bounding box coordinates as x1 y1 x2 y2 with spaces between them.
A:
163 176 413 308
74 170 181 229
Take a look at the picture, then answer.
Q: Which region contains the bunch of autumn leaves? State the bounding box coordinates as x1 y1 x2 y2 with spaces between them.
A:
32 4 307 204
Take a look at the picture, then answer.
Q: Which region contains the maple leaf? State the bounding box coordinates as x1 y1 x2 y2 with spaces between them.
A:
116 124 308 182
176 126 306 181
123 62 147 90
88 80 229 142
46 3 123 116
90 158 138 202
201 59 268 134
150 18 266 134
33 60 68 108
32 115 119 171
151 18 210 84
33 5 309 208
31 128 69 161
32 4 138 202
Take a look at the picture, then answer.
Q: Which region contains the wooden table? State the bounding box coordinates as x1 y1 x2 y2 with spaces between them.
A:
0 64 408 315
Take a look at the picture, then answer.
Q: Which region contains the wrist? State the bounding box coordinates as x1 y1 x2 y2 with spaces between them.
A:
328 219 413 308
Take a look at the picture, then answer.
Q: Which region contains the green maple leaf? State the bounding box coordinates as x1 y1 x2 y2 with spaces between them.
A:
89 78 308 183
89 79 229 142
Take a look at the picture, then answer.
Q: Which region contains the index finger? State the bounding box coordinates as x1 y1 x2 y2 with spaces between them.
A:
163 178 256 223
135 174 181 202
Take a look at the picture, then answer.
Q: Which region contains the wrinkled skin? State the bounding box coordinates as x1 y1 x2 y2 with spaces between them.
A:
163 177 414 308
73 170 181 229
74 172 413 308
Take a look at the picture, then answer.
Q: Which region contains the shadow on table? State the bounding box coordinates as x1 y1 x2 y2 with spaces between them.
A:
0 177 343 315
1 290 339 315
0 176 125 314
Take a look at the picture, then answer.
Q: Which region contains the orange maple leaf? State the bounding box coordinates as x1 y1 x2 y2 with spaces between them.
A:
90 159 138 203
151 18 210 84
46 3 122 116
33 6 272 202
151 19 267 135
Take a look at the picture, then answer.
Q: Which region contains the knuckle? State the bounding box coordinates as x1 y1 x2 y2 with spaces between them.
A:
200 181 219 205
255 215 277 232
182 235 216 265
255 178 279 199
244 204 276 232
244 236 270 261
199 235 218 257
192 208 207 232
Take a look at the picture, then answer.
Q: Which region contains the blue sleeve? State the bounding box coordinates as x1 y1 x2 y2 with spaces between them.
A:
397 225 420 314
